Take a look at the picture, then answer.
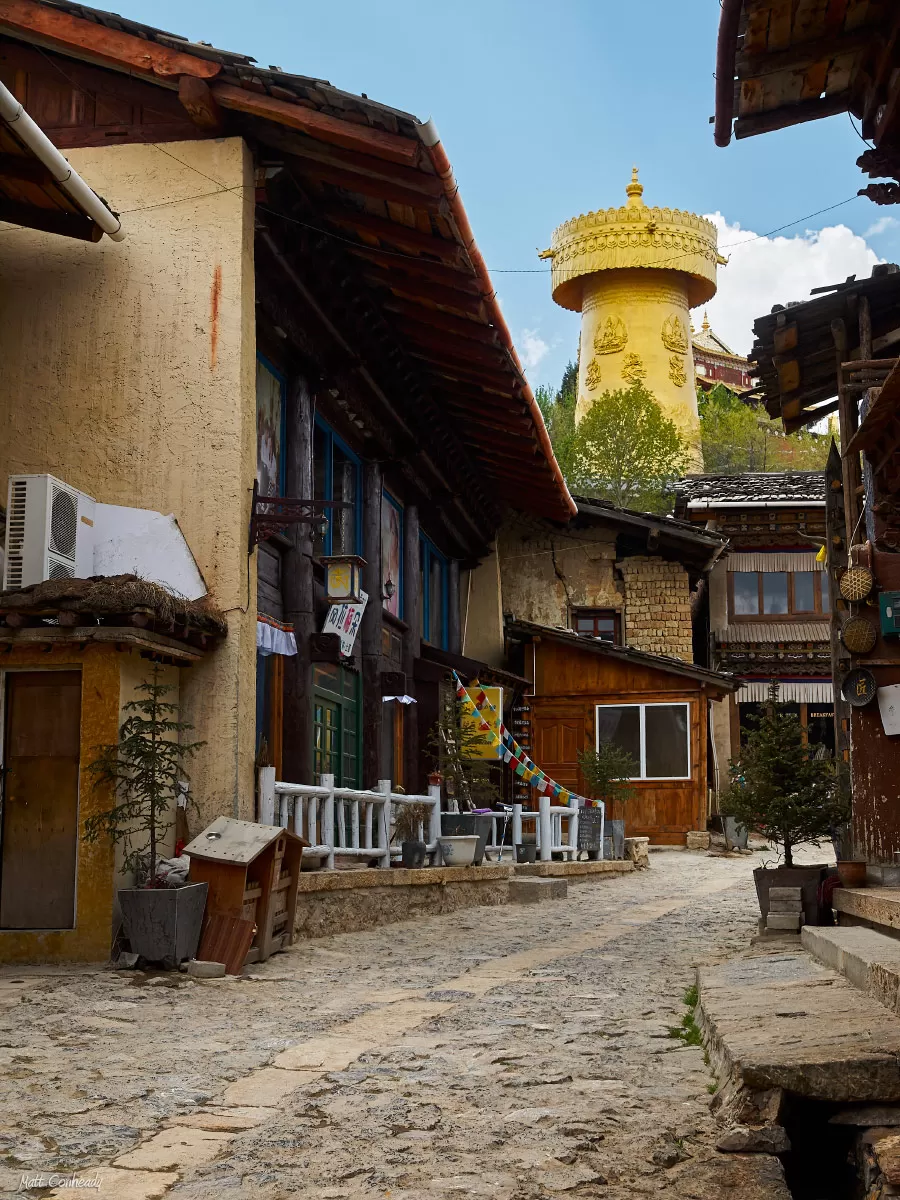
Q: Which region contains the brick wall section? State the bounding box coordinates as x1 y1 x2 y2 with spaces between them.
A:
619 556 693 662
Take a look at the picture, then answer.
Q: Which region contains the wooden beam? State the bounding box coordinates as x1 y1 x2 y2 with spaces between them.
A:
177 75 224 133
0 198 101 240
395 324 511 370
0 152 52 183
213 82 419 167
735 29 872 78
0 0 221 79
735 90 852 137
321 206 462 263
358 266 485 314
289 158 443 211
382 298 500 345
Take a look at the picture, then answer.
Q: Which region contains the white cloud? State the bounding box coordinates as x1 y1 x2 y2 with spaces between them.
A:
865 215 900 238
700 213 882 357
519 326 550 372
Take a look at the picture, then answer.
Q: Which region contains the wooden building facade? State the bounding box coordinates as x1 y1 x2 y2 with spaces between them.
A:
506 623 734 844
0 0 575 961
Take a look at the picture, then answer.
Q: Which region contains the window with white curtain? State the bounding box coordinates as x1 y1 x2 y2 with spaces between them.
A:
595 702 691 780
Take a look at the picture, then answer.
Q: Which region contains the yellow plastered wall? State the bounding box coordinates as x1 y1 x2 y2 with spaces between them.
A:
0 645 118 962
0 137 258 830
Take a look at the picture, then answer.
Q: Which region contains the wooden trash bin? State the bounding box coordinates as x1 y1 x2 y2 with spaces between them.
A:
184 818 307 968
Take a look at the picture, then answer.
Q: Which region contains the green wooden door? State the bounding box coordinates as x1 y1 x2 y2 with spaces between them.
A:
312 664 360 787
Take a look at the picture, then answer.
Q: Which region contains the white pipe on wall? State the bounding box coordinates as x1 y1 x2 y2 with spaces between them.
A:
0 79 124 241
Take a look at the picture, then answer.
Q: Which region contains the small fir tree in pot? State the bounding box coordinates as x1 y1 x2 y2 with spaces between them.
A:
578 742 638 810
427 694 499 813
721 683 846 867
85 666 204 884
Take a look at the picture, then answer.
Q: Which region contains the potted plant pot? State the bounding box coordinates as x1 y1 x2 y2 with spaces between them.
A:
401 840 427 869
118 881 208 968
441 813 493 865
836 860 867 889
753 865 827 928
515 843 538 864
606 819 626 860
437 835 479 867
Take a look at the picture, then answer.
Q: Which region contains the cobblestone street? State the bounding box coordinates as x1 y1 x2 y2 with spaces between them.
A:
2 851 774 1199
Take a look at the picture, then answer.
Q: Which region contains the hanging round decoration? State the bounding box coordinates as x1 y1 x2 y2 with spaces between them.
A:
841 616 878 654
841 668 878 707
840 567 874 602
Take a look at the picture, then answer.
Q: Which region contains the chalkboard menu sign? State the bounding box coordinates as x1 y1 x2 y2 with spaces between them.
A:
577 807 604 853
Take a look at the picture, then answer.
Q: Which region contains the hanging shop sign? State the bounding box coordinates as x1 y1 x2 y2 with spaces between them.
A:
322 589 368 656
841 668 878 708
461 685 503 760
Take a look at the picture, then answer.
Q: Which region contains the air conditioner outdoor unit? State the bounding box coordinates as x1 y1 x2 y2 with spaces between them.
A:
3 474 96 590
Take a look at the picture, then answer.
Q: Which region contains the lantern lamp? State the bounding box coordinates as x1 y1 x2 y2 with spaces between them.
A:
321 555 366 604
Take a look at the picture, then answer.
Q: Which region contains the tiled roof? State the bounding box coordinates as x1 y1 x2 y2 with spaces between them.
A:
692 317 745 362
714 621 830 645
677 471 826 508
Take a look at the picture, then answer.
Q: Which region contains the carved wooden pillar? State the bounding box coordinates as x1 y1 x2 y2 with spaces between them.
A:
403 504 421 788
361 461 383 787
282 373 314 784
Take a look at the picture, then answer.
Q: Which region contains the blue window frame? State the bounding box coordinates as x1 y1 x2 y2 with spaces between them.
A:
313 417 361 556
420 534 448 649
382 491 403 618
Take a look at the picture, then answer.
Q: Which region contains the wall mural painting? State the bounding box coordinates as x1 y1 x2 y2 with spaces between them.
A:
256 358 284 498
381 493 402 618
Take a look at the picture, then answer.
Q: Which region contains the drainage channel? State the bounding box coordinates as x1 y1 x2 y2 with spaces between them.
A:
779 1096 858 1199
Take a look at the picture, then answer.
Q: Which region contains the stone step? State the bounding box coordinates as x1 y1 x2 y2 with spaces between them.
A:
801 925 900 1013
835 887 900 936
507 877 567 903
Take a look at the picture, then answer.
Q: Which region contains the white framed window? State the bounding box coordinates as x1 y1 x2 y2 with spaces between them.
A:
595 702 691 780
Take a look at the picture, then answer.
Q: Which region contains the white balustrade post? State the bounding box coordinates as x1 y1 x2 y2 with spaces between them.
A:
512 803 522 850
293 795 304 840
279 793 289 828
322 773 336 869
568 796 580 862
258 766 276 826
539 794 552 862
599 800 606 860
377 779 392 868
428 782 441 849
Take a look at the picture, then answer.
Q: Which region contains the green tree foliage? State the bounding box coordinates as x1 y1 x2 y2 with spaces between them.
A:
85 667 203 881
427 695 499 813
577 742 638 808
536 365 690 512
721 683 846 866
698 383 830 474
572 383 691 512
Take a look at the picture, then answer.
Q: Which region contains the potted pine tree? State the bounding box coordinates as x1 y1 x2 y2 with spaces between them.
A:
578 742 638 859
721 683 847 925
429 696 499 865
85 667 206 966
393 801 431 869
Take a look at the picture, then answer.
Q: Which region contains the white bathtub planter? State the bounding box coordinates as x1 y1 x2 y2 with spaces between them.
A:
437 835 479 867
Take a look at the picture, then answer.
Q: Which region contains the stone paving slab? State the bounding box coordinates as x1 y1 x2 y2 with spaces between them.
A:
113 1126 235 1171
699 948 900 1100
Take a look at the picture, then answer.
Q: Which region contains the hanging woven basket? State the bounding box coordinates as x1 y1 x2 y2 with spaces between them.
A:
841 616 878 654
840 567 874 602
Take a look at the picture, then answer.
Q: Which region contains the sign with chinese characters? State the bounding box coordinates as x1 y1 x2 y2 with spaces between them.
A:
322 589 368 657
841 668 878 708
461 686 503 760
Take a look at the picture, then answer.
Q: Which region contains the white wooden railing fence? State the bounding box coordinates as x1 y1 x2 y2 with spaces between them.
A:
258 767 440 869
258 769 601 866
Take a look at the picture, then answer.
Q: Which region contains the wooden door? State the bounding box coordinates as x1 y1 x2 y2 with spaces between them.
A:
532 708 587 792
1 671 81 929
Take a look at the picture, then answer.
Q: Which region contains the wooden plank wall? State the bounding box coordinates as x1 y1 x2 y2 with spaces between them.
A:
529 640 710 845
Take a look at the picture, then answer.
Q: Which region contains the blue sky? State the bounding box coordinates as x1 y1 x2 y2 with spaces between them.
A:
111 0 899 389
